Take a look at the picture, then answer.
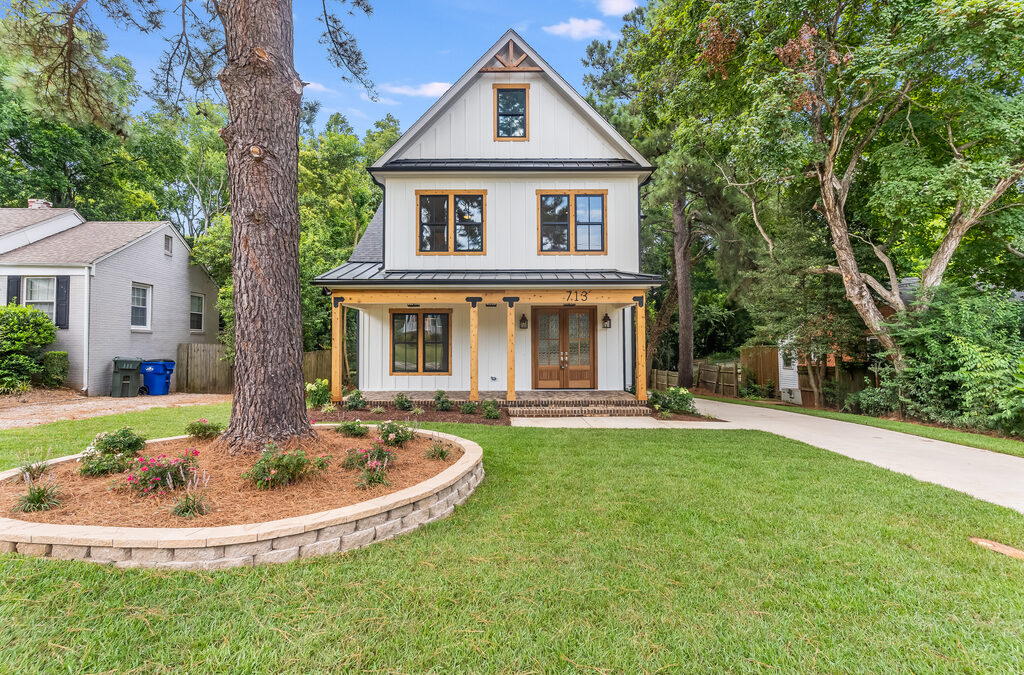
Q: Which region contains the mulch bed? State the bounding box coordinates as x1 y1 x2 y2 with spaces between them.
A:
1 430 461 528
649 411 713 421
311 407 511 426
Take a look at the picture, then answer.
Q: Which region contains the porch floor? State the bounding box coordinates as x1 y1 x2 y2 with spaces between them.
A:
358 390 640 407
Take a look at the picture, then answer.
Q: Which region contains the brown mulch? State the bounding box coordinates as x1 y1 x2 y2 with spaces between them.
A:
1 431 461 528
310 407 511 426
649 411 714 422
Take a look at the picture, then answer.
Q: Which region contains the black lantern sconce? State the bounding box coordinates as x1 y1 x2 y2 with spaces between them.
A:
519 313 529 330
601 313 612 329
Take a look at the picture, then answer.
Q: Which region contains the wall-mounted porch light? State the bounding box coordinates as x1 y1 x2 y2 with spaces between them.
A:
519 313 529 330
602 313 612 329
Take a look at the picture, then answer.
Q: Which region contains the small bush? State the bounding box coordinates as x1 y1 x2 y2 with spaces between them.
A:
0 303 56 354
320 402 336 415
434 390 453 411
121 451 200 497
481 399 501 419
426 441 451 461
659 410 673 419
185 418 223 440
12 475 61 513
305 379 331 409
344 390 367 410
80 427 146 476
377 420 415 447
648 387 696 415
393 392 413 411
411 407 425 416
336 420 369 437
342 441 396 470
370 405 385 414
19 460 49 481
460 401 478 415
843 384 899 417
0 354 40 394
242 443 329 489
171 469 210 518
40 351 69 387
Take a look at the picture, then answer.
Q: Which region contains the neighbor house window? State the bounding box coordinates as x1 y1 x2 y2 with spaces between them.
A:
164 234 173 255
131 284 151 329
537 190 607 254
390 309 451 375
190 293 204 332
416 190 487 254
493 84 529 140
23 277 56 321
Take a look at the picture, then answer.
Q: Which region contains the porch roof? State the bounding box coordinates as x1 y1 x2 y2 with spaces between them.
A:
313 265 662 287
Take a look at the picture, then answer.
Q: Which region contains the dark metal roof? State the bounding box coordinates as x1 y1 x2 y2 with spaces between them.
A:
313 265 662 287
373 158 648 172
350 206 383 262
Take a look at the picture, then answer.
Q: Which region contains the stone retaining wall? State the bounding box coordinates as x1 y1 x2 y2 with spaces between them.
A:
0 427 483 570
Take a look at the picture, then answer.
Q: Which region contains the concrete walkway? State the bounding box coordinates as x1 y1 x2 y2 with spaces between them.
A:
512 398 1024 515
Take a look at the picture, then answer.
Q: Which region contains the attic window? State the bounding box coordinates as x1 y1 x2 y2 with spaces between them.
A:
164 234 173 255
494 84 529 141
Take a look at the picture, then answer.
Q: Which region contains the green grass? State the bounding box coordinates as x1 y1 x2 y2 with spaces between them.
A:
3 409 1024 671
697 394 1024 459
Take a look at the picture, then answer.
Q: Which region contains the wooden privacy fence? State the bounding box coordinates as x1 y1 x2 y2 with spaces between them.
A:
740 345 779 388
176 343 332 394
648 363 741 397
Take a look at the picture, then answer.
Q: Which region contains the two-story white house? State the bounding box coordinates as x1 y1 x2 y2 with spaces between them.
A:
315 30 660 404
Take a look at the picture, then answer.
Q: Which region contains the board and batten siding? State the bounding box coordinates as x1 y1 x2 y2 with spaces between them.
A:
356 303 627 392
87 224 219 395
392 72 622 161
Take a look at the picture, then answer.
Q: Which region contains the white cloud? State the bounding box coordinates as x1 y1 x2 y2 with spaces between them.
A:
360 91 399 105
379 82 452 98
345 107 369 119
304 81 336 94
597 0 637 16
542 18 616 40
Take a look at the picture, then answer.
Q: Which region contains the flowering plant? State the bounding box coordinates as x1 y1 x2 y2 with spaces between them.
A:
172 468 211 518
121 451 200 497
376 420 414 447
185 418 223 440
242 443 330 490
343 441 395 489
79 427 146 476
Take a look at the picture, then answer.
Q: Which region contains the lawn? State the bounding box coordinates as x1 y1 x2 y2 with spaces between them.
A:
697 394 1024 459
3 407 1024 672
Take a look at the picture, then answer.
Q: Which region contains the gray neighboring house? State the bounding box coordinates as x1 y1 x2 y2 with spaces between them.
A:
0 204 220 395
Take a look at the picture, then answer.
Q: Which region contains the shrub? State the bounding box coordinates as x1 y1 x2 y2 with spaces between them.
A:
185 418 223 440
336 420 369 437
80 427 146 476
0 354 40 394
377 420 415 447
320 402 336 414
481 399 501 419
411 407 425 416
843 384 898 417
172 469 210 518
393 392 413 411
12 475 61 513
121 451 200 497
344 389 367 410
648 387 696 415
434 390 453 411
242 443 329 489
342 441 396 470
305 379 331 408
40 351 69 388
460 401 478 415
370 405 385 414
659 410 673 420
426 441 451 461
0 304 56 355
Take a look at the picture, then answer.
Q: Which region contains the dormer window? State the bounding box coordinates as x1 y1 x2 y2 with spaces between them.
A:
417 190 487 255
493 84 529 141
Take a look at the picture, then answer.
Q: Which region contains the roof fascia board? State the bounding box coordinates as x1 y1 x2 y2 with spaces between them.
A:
370 167 653 177
0 263 90 275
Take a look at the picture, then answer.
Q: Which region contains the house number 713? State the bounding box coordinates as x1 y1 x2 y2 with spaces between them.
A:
565 290 590 302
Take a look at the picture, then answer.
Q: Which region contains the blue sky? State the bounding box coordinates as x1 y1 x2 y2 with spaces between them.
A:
96 0 639 135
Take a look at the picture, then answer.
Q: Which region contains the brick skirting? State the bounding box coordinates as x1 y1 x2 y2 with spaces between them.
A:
0 427 483 570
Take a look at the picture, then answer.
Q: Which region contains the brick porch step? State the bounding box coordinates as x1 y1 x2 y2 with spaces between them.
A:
506 405 653 418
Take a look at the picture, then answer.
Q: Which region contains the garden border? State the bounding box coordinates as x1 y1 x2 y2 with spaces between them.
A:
0 426 484 570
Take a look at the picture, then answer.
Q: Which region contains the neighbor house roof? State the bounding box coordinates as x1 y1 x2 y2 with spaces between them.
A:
0 208 77 236
314 265 663 287
0 219 167 264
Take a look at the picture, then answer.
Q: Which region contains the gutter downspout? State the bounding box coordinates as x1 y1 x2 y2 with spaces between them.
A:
81 264 91 394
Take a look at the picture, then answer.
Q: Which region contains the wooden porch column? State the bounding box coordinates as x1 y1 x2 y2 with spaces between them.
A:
634 296 647 401
331 295 343 402
503 296 519 402
468 297 481 402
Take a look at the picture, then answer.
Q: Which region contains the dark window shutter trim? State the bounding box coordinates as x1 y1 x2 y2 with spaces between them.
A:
5 275 20 305
55 275 70 329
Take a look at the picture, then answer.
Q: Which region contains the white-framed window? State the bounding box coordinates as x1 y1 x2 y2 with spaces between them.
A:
131 284 151 329
23 277 56 321
164 234 173 255
189 293 204 332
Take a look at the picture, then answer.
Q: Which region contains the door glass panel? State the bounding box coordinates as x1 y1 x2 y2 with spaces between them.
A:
537 312 560 366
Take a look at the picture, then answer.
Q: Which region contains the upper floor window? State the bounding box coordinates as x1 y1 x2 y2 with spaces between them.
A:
493 84 529 141
131 284 151 330
417 190 486 255
537 190 607 254
190 293 205 332
24 277 55 321
164 234 173 255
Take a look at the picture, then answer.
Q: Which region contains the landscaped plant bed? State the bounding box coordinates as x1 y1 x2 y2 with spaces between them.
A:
311 408 511 426
649 411 715 422
0 426 483 569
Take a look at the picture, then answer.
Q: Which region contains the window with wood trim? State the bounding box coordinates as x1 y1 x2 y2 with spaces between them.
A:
493 84 529 141
416 190 486 254
537 190 607 254
390 309 451 375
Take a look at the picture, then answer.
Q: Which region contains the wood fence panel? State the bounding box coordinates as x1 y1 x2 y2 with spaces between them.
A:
175 344 331 394
740 346 779 390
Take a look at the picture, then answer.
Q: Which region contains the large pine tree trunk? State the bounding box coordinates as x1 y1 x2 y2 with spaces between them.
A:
216 0 312 450
673 197 695 388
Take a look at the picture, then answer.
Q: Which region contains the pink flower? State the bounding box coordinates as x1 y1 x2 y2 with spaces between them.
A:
141 466 148 472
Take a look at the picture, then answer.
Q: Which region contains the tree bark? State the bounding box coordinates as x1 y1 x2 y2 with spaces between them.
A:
673 197 695 388
216 0 312 450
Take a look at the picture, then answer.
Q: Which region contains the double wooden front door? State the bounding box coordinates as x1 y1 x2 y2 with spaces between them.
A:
532 307 596 389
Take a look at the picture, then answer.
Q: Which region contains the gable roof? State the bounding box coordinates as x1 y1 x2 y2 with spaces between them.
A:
373 29 650 169
0 220 168 264
0 208 78 237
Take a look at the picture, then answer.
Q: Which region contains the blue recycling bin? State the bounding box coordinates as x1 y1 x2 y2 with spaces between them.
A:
140 360 175 396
